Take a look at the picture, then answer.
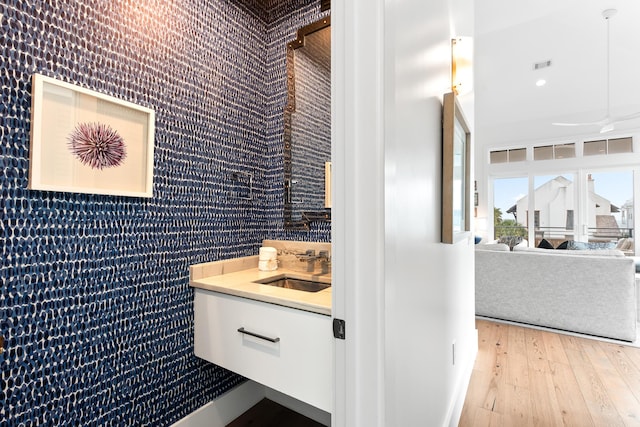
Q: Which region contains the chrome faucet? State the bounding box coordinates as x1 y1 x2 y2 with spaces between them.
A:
318 250 331 274
297 249 318 272
295 249 331 273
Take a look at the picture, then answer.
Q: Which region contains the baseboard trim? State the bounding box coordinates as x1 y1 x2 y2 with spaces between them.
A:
171 381 265 427
446 327 479 427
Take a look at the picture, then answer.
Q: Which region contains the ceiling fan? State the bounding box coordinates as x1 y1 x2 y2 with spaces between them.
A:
552 8 640 133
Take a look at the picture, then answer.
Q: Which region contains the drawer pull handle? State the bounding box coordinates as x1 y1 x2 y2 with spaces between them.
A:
237 327 280 343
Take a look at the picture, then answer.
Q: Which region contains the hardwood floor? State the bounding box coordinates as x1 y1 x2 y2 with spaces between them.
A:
459 319 640 426
226 398 325 427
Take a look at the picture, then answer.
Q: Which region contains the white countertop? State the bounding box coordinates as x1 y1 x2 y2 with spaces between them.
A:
190 267 332 316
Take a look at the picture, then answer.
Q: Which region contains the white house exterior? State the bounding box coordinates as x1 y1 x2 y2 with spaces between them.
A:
512 175 617 241
621 199 634 229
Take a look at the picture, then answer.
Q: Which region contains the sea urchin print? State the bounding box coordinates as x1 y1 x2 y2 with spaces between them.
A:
67 122 127 170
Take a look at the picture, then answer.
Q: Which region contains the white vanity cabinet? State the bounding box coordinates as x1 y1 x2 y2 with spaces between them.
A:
193 288 332 413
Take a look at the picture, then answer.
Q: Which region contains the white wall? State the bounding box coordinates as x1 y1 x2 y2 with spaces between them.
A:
333 0 476 425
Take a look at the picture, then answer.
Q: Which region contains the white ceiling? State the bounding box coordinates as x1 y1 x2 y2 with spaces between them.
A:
475 0 640 147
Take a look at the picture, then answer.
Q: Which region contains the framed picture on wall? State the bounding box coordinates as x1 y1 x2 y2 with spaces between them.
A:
28 73 155 198
442 91 471 244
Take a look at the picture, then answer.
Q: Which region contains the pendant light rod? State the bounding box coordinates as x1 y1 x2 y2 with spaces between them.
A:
603 8 617 118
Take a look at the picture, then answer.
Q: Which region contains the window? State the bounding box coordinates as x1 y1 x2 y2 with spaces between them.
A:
587 171 633 251
493 177 528 239
608 137 632 154
490 150 507 164
532 174 575 246
509 148 526 162
534 145 553 161
489 148 526 164
566 210 574 230
584 137 632 156
554 143 575 159
487 136 636 253
534 143 575 160
584 140 606 156
490 171 635 252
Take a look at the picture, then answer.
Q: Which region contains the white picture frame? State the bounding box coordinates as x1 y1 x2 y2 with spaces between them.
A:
29 73 155 198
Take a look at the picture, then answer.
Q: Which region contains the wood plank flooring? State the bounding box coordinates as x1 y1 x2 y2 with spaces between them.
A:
459 319 640 426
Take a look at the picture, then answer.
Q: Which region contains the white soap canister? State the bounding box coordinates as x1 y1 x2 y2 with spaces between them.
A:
258 246 278 271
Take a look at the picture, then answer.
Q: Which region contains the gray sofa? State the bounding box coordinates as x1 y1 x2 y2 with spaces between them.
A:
475 244 637 341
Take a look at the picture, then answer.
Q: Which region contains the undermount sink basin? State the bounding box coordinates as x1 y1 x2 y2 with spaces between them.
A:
254 276 331 292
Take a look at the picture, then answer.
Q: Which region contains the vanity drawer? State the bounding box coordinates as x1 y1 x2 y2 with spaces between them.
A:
193 288 332 412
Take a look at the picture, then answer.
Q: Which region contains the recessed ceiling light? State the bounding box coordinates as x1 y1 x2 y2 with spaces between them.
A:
536 79 546 87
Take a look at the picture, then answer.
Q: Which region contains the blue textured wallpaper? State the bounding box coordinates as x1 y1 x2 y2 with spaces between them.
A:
0 0 328 425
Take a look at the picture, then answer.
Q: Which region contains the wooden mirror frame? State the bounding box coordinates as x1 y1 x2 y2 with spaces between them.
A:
283 16 331 230
442 92 471 244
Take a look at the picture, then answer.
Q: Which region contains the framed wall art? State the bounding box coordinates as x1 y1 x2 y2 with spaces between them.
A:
28 73 155 198
442 91 471 244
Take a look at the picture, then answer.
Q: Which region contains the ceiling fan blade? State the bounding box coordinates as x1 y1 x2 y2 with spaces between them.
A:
600 123 615 133
551 10 633 133
553 114 611 128
551 121 600 127
610 111 640 123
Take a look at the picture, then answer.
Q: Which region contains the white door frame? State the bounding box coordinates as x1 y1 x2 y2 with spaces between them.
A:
332 0 387 426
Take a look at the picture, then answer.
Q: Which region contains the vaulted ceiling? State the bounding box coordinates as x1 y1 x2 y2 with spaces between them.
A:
475 0 640 147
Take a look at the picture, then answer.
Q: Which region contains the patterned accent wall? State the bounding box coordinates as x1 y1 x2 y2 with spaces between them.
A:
0 0 327 425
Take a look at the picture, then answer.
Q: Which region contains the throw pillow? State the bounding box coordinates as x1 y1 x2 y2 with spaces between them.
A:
567 240 589 250
498 236 523 250
616 238 633 251
537 239 554 249
514 239 528 248
567 240 617 250
556 240 569 250
589 241 616 249
513 246 548 253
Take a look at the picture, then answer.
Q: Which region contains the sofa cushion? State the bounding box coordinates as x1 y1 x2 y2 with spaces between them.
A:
476 243 510 251
515 247 624 257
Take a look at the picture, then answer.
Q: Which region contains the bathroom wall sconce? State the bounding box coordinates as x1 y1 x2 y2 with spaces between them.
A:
324 161 332 208
451 37 473 95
